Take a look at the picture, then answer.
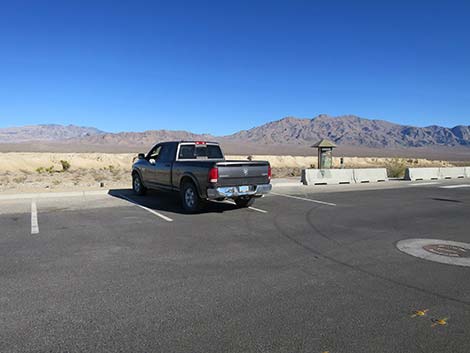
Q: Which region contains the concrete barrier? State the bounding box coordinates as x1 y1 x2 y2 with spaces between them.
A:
465 167 470 178
439 167 466 179
353 168 388 183
302 169 355 185
404 168 440 181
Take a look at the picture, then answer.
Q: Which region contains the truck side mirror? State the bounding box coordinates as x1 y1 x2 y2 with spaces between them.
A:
138 153 145 160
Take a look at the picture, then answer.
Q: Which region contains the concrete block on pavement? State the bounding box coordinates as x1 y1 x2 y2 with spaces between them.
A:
302 169 355 185
353 168 388 183
439 167 466 179
404 168 440 181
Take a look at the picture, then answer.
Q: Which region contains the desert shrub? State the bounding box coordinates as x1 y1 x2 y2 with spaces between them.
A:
110 166 120 177
72 175 81 185
74 168 87 176
272 167 302 178
385 158 407 178
60 160 71 172
36 166 55 174
45 165 55 174
52 179 61 185
13 176 27 184
0 177 10 186
90 169 105 182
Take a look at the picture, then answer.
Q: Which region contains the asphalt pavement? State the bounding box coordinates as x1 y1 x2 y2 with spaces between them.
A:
0 180 469 353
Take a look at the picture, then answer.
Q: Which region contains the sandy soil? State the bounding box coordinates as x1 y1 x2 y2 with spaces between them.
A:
0 153 135 193
0 152 460 193
1 142 470 161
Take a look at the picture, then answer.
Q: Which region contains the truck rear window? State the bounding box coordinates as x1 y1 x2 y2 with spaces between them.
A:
178 144 223 159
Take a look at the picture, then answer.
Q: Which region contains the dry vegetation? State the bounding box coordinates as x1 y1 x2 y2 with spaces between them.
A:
0 152 463 193
0 153 133 193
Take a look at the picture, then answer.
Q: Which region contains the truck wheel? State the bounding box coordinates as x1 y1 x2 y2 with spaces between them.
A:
132 173 147 196
181 182 202 213
235 197 255 208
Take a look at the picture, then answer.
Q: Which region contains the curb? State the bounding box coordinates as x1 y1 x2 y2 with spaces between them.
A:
271 182 303 187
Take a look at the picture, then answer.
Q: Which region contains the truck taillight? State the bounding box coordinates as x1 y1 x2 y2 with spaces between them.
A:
268 165 272 180
208 167 218 183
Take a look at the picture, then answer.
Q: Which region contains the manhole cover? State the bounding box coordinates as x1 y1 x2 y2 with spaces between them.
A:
423 244 470 258
396 239 470 267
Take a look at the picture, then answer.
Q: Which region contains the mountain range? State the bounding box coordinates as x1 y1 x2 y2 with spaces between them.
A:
227 115 470 148
0 115 469 157
0 124 104 143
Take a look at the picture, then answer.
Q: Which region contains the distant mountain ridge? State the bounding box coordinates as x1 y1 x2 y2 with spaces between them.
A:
0 124 104 142
0 115 469 148
226 115 470 148
74 129 216 146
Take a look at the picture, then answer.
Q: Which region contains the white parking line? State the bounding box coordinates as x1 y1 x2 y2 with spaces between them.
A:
31 200 39 234
440 184 470 189
247 206 268 214
271 192 336 206
118 194 173 222
408 182 440 186
222 200 268 213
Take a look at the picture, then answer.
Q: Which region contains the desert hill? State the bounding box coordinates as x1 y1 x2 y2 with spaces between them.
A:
73 129 216 146
226 115 470 148
0 124 103 142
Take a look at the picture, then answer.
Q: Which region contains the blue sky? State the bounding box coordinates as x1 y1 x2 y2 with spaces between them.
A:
0 0 469 135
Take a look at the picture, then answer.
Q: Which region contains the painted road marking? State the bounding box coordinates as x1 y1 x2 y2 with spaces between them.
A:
440 184 470 189
248 206 268 214
222 200 268 213
408 182 440 186
271 192 336 207
118 194 173 222
31 200 39 234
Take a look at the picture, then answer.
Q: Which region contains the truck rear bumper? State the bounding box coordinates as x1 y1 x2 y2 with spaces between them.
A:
206 183 272 200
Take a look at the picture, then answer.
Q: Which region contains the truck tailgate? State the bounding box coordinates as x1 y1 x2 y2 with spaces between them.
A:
216 161 270 187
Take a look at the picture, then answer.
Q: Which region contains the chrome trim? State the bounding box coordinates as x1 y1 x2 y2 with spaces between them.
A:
206 184 272 199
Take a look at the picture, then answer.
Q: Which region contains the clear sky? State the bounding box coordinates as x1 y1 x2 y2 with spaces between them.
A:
0 0 469 135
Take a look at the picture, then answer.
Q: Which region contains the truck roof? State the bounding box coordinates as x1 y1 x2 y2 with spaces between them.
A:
167 140 221 145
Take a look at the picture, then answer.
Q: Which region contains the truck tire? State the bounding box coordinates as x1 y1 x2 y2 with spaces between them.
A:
132 172 147 196
181 181 202 213
235 197 255 208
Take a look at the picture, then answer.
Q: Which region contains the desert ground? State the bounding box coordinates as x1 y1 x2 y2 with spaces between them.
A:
0 152 459 193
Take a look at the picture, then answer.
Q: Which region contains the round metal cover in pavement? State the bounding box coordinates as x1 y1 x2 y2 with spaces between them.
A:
423 244 470 258
396 238 470 267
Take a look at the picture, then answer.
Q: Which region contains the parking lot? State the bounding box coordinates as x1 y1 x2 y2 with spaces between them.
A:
1 180 469 353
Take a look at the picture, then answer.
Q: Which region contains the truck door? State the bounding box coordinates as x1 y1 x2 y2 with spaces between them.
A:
153 143 175 188
145 144 162 186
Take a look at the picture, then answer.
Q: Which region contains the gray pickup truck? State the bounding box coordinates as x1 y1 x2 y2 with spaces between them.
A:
131 141 272 212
